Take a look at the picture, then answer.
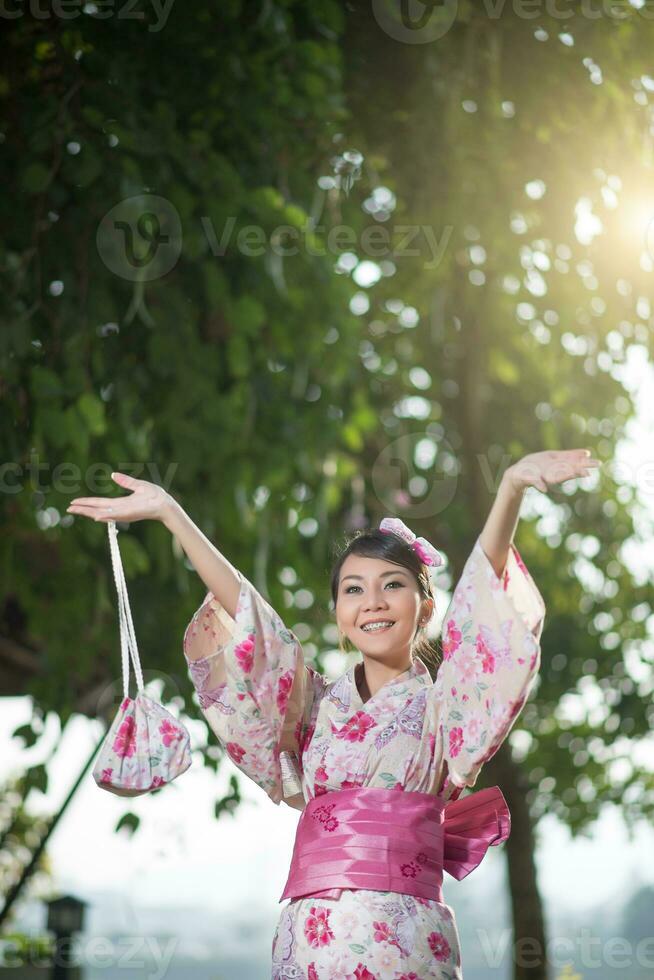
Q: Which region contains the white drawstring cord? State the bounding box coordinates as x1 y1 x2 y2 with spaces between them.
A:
107 521 145 699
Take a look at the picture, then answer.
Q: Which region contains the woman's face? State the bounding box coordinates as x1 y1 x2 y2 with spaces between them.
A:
335 554 433 663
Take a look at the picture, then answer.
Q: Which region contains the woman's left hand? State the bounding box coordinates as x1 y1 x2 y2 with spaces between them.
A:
505 449 601 494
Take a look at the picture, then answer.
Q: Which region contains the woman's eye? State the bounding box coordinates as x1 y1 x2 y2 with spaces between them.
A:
344 581 403 594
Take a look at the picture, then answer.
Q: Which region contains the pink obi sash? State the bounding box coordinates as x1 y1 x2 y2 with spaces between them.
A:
280 784 510 903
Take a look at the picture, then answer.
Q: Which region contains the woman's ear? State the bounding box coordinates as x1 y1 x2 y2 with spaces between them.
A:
421 597 435 625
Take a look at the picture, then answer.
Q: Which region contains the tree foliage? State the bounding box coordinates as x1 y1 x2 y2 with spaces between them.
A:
1 0 381 741
340 1 654 833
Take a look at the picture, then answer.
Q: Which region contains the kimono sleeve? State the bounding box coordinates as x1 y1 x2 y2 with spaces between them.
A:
433 535 546 791
182 570 319 805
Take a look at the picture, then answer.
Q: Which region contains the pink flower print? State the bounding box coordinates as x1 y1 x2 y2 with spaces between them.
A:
372 920 394 944
276 670 294 714
226 741 246 764
312 802 339 831
449 726 464 757
442 619 462 660
455 647 482 685
314 783 328 797
120 697 131 713
308 965 319 980
398 974 420 979
332 711 376 743
304 906 335 948
415 851 429 865
101 767 113 783
476 632 496 674
353 966 377 980
428 732 436 758
234 633 255 673
340 779 362 791
512 544 528 577
315 765 328 783
401 862 418 878
150 775 165 789
113 716 137 758
159 719 183 747
428 930 451 961
392 782 405 791
467 716 482 740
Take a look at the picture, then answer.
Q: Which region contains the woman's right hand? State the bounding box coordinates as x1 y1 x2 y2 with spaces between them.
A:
66 472 175 524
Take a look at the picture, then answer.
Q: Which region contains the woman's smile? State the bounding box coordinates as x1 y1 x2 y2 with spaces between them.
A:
360 620 396 634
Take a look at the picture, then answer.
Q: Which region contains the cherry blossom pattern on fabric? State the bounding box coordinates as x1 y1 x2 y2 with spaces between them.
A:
182 534 544 978
182 572 329 805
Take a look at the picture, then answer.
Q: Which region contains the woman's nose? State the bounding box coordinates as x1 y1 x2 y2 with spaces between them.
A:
362 593 389 610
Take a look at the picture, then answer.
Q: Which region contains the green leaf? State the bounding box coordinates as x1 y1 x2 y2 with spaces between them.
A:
283 203 309 229
115 812 140 835
75 146 103 188
341 423 363 451
115 533 151 575
232 296 266 335
20 163 50 193
38 409 69 448
76 392 106 436
35 41 55 62
24 764 48 795
31 366 63 400
203 264 230 309
226 334 251 378
489 351 520 386
250 186 284 216
11 724 39 748
214 774 241 819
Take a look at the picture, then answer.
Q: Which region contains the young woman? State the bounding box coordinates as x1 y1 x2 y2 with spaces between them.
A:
67 448 599 979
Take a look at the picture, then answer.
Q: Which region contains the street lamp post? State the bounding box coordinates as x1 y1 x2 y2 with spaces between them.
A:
45 895 87 980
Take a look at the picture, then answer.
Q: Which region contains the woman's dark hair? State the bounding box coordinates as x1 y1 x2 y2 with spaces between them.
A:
329 528 440 674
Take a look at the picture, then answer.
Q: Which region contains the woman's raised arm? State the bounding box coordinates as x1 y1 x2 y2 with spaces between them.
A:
161 499 241 623
67 471 241 621
479 449 601 577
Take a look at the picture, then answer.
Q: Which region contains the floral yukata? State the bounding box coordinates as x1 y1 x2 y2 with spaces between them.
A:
183 536 546 979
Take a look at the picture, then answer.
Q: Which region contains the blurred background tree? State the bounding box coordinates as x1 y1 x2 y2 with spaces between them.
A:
339 6 654 975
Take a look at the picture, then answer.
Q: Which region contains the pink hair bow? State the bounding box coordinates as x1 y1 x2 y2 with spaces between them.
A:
379 517 443 567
